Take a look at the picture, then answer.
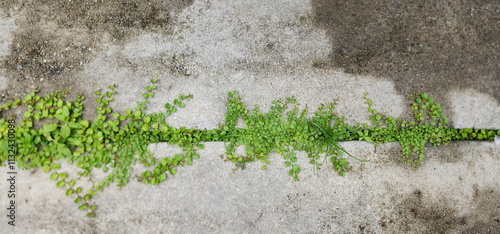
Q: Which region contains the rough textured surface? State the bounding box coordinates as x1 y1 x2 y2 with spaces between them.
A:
1 0 499 233
312 0 500 103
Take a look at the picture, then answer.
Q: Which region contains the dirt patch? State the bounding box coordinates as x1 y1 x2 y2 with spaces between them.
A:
467 185 500 232
381 187 500 233
0 0 193 102
311 0 500 103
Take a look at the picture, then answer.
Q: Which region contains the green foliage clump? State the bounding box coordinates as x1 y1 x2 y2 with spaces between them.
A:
0 79 199 217
1 79 498 217
360 93 497 165
219 91 362 179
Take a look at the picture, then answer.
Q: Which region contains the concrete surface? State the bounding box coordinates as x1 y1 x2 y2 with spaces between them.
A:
1 0 499 233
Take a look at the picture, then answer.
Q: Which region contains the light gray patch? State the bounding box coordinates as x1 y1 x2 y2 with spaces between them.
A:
448 89 500 129
427 142 466 164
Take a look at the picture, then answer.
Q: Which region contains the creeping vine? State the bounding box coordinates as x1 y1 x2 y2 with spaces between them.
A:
1 79 498 217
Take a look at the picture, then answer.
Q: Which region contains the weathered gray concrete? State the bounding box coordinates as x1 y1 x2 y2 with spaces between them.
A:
1 0 499 233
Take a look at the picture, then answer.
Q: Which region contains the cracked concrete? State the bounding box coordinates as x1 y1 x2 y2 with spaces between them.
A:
1 0 499 233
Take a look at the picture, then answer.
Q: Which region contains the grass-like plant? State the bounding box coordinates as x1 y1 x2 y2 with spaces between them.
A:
1 79 498 217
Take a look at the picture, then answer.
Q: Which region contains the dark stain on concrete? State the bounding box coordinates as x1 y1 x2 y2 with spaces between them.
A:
465 185 500 232
311 0 500 102
387 187 500 233
1 0 193 101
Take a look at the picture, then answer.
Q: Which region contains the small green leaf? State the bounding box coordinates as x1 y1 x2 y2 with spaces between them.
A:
23 111 32 119
169 168 177 175
339 158 348 168
79 204 88 210
58 145 72 157
69 123 82 129
50 173 59 180
43 124 58 132
66 189 74 196
57 180 66 188
134 110 142 118
42 166 51 173
150 178 158 185
62 106 70 117
159 173 167 182
79 120 89 128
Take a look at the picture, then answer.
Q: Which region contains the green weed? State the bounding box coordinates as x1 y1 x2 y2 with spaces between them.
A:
0 79 497 217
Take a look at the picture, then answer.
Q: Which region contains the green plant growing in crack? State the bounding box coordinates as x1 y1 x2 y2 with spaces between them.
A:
1 79 498 217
